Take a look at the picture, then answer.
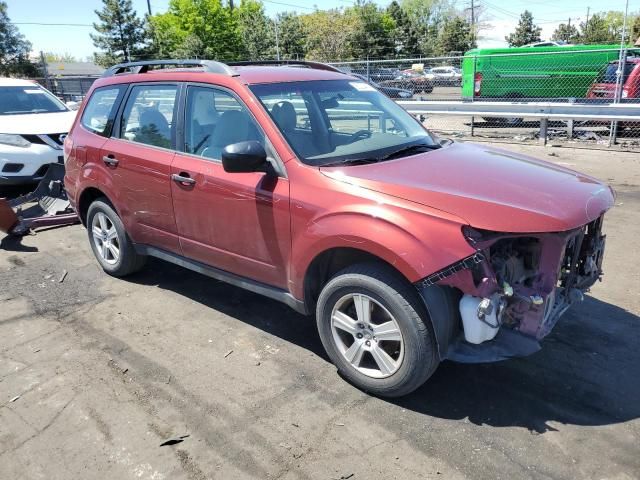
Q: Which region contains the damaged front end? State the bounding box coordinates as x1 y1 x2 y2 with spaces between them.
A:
417 216 607 363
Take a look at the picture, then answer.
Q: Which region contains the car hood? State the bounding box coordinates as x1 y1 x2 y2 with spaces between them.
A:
320 142 615 233
0 110 77 134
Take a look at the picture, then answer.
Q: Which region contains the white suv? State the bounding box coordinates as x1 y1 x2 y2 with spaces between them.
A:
0 78 77 186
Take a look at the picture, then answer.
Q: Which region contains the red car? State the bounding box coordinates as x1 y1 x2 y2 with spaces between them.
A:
64 60 614 397
587 57 640 100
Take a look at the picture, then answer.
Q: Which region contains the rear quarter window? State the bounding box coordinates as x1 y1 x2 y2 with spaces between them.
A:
80 86 125 136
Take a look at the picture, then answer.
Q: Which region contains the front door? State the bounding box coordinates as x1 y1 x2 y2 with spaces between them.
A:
170 85 290 289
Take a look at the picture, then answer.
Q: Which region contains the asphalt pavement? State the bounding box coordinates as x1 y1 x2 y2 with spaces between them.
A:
1 142 638 480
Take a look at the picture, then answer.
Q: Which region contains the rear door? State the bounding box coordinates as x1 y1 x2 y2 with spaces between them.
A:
67 85 126 204
101 83 181 253
170 84 291 288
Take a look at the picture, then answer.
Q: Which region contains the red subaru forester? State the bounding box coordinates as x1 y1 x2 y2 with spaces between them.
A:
64 60 614 397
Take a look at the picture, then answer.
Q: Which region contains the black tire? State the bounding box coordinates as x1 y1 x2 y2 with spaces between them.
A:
316 262 439 397
86 198 146 277
495 117 524 126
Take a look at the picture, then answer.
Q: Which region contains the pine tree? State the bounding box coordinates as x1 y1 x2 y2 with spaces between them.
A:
0 1 38 76
505 10 542 47
347 1 395 60
579 14 616 44
237 0 275 60
551 23 580 43
91 0 147 66
437 16 475 56
276 12 306 59
386 1 419 57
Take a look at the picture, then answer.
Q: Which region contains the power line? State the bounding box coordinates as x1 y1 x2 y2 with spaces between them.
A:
262 0 315 10
11 22 93 27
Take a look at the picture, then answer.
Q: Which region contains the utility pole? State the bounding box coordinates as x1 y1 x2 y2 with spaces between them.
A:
146 0 152 15
229 0 234 10
471 0 476 43
586 7 590 26
466 0 476 43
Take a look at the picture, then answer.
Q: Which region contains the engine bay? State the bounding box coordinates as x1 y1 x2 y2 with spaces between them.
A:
421 216 607 350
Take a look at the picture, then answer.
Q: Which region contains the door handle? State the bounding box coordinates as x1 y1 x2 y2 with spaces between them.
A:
102 154 119 167
171 172 196 186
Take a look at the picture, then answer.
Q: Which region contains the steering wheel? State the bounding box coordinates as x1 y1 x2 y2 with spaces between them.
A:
350 130 372 141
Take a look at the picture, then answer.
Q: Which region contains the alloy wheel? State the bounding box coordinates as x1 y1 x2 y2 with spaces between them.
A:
330 293 404 379
91 212 120 265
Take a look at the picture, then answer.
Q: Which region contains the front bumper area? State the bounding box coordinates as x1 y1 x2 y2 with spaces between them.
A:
1 143 64 185
416 216 608 363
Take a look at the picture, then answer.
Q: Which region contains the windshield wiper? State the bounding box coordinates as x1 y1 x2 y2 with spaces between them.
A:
379 143 441 161
321 157 382 167
320 143 441 167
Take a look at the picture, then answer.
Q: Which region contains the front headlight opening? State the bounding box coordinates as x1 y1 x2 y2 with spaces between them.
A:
0 134 31 148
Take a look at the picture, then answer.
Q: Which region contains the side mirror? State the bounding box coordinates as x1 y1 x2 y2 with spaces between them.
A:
221 141 268 173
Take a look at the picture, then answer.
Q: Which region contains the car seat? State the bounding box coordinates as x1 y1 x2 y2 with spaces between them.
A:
189 90 219 154
270 101 320 157
207 110 250 159
138 107 171 147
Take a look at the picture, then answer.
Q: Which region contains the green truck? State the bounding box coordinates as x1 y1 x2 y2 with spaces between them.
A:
461 44 638 100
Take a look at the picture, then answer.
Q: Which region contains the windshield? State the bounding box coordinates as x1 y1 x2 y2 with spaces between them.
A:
0 85 68 115
250 79 436 166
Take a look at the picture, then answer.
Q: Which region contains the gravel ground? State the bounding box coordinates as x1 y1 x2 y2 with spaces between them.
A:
1 142 638 480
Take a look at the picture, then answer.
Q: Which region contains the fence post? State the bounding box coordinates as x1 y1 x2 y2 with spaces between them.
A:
471 54 477 136
610 1 630 147
539 118 548 145
609 49 627 146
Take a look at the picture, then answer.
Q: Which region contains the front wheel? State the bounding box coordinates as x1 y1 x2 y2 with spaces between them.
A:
316 263 439 397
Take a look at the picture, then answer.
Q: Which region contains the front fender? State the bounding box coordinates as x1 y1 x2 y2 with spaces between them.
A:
289 207 476 299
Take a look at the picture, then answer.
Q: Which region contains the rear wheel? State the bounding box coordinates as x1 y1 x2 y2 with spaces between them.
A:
316 263 439 397
87 198 146 277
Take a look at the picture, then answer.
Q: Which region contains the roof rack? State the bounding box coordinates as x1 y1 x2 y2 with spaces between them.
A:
102 59 238 77
226 60 344 74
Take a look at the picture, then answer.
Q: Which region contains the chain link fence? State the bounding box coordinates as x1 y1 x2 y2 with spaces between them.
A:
330 47 640 148
34 76 99 103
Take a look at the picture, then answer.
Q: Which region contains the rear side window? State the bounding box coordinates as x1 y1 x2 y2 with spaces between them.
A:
120 84 178 149
81 86 124 136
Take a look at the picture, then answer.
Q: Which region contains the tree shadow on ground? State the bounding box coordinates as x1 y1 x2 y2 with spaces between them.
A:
128 258 640 433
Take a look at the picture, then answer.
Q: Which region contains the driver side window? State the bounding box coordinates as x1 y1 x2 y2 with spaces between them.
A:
184 86 265 161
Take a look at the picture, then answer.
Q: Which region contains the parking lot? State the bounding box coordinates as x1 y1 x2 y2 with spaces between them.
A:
1 142 639 479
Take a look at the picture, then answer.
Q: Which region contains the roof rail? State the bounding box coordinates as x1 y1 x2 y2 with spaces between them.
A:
102 59 238 77
226 60 344 74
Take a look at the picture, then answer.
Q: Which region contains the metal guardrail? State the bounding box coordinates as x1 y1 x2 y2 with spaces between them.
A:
398 101 640 122
396 100 640 146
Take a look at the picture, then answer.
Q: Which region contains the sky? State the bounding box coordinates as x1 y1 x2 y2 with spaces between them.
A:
4 0 635 60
